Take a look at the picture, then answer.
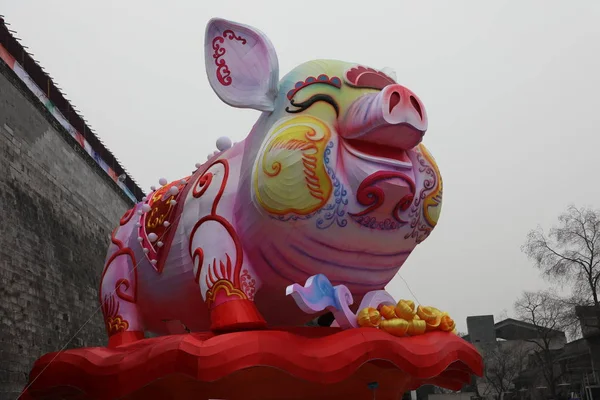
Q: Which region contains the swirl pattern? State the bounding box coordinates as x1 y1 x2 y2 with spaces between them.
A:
211 30 247 86
404 144 443 243
254 116 332 216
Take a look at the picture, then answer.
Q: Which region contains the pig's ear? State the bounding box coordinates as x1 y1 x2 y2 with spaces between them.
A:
204 18 279 112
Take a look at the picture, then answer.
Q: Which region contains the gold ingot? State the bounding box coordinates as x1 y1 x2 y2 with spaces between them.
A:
427 316 442 331
395 300 416 320
440 315 456 332
357 307 381 328
417 305 442 331
407 319 427 336
416 305 437 323
379 304 398 320
380 318 410 337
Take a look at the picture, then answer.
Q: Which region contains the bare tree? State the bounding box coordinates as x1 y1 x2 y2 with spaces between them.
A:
481 341 529 399
522 205 600 325
514 291 572 399
496 309 510 322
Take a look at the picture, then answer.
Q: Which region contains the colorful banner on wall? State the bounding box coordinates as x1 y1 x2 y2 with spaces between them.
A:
0 43 138 203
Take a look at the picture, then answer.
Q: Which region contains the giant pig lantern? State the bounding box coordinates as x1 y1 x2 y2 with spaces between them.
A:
26 18 482 400
100 17 444 344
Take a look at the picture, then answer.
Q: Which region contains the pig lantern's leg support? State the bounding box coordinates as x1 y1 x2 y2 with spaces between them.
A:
188 159 266 332
100 209 144 348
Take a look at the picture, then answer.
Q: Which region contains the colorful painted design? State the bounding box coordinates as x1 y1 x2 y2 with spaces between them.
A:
240 269 257 300
404 144 443 243
212 30 247 86
269 141 348 229
99 225 137 306
349 171 416 223
253 116 332 216
188 159 254 309
316 141 349 229
205 279 248 307
420 144 443 227
344 65 396 90
139 177 190 272
102 295 130 335
119 207 135 226
286 75 342 100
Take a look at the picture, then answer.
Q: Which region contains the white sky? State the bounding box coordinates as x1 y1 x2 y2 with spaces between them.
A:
2 0 600 333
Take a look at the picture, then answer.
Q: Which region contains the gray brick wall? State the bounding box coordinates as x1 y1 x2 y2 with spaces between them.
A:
0 60 133 398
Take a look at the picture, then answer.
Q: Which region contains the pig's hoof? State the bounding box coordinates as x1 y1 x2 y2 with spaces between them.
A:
107 331 145 348
210 299 267 333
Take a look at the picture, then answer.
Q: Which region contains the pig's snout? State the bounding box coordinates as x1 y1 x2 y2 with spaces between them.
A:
384 85 425 124
340 84 428 151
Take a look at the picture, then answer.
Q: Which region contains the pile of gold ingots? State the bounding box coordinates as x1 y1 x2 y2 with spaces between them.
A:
357 300 457 337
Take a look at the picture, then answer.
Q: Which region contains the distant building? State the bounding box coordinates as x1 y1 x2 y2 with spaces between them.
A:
461 315 597 400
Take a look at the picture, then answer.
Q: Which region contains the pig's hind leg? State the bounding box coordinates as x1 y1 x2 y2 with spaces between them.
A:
99 210 145 347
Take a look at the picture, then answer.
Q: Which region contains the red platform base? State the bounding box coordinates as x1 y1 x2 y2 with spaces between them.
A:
23 327 483 400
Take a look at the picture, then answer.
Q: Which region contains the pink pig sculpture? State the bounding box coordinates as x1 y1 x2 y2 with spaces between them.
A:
99 17 443 347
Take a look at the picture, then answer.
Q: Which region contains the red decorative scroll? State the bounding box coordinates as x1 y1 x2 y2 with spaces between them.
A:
188 159 249 307
349 171 416 223
212 30 247 86
98 228 137 308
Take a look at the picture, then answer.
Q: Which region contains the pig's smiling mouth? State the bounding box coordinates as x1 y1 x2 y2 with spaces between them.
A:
342 124 424 169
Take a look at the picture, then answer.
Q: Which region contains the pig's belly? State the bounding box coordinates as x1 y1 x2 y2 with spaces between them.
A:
249 231 410 289
133 225 412 331
247 227 413 326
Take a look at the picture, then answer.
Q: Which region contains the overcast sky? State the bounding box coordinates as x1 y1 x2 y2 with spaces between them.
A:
2 1 599 333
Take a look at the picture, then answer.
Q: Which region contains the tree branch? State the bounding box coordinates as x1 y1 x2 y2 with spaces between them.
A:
523 206 600 313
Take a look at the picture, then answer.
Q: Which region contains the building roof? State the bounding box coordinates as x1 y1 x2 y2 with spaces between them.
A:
462 317 565 342
0 15 144 202
494 318 565 341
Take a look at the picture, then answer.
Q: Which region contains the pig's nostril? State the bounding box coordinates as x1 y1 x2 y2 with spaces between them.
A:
410 96 423 119
389 92 401 114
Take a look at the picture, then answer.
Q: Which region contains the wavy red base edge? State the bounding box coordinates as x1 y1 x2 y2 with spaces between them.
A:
23 327 483 400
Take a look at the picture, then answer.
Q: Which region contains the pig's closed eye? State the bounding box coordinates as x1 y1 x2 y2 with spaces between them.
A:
285 94 339 117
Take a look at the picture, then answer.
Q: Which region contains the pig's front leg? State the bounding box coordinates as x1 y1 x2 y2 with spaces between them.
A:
287 275 396 329
186 159 266 332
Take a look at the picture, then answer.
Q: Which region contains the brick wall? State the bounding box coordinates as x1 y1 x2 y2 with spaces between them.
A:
0 60 133 398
